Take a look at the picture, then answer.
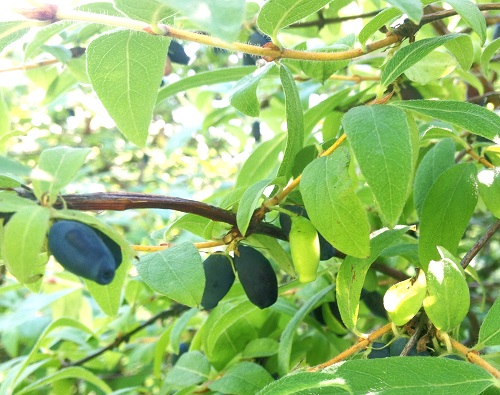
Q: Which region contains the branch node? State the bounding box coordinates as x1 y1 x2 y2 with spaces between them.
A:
19 4 58 23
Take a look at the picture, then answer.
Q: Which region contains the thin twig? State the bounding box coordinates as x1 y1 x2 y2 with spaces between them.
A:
461 220 500 270
66 304 190 367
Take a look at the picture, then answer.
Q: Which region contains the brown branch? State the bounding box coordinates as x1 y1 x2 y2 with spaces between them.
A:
66 304 190 367
461 220 500 270
289 10 382 29
420 4 500 27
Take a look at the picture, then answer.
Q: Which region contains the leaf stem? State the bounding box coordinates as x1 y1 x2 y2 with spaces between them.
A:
132 240 225 252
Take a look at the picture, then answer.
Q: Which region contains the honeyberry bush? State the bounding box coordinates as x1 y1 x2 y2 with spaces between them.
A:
0 0 500 393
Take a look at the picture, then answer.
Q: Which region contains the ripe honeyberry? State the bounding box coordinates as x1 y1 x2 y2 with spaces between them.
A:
233 245 278 309
48 220 117 285
201 253 235 309
368 342 390 359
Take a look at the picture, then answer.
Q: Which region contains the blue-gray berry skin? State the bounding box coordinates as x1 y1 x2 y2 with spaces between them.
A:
368 342 390 359
234 245 278 309
48 220 116 285
201 254 235 309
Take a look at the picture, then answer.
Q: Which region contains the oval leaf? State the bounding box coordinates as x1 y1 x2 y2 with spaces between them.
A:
301 147 370 258
478 296 500 347
236 178 272 236
477 168 500 219
87 30 169 146
342 105 415 226
423 257 470 331
136 242 204 307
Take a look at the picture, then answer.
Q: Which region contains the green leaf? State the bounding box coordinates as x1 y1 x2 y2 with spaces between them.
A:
405 51 457 84
136 242 204 307
384 271 426 326
257 358 493 395
0 89 10 138
386 0 422 22
24 22 72 61
481 38 500 74
0 21 30 54
16 367 111 395
413 138 456 217
0 191 37 212
242 338 279 358
444 35 473 70
209 362 274 395
342 105 415 226
336 226 410 331
0 176 20 189
87 30 169 146
301 147 370 258
230 63 276 117
257 0 333 41
236 134 285 189
423 251 470 331
443 0 486 45
478 168 500 219
158 0 245 42
114 0 173 24
278 64 304 180
392 100 500 143
359 8 402 49
303 88 351 135
381 34 464 88
3 207 50 284
298 43 351 83
418 164 478 270
478 296 500 347
278 285 333 376
170 308 198 354
156 67 264 104
237 179 272 236
31 147 90 205
246 234 296 276
165 351 210 387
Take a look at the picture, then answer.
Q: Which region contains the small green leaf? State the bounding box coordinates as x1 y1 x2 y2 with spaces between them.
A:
481 38 500 75
443 0 486 45
392 100 500 144
384 271 426 326
477 168 500 219
359 8 402 49
158 0 245 41
301 147 370 258
405 51 456 84
413 138 456 217
165 351 210 387
386 0 422 22
87 30 169 146
237 179 272 236
229 63 275 117
298 43 351 83
209 362 274 395
257 0 332 41
336 226 410 331
0 21 30 54
423 252 470 331
3 207 50 284
246 234 296 276
444 34 473 70
157 67 266 104
170 308 198 354
342 105 414 226
478 296 500 348
136 243 204 307
24 22 72 60
0 191 37 212
242 338 279 358
31 147 90 205
278 64 304 180
16 367 111 395
278 285 333 376
418 164 478 270
381 34 464 88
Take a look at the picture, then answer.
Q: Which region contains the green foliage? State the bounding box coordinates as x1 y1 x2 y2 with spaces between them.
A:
0 0 500 393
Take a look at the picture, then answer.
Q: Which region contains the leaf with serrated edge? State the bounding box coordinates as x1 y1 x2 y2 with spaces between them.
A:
257 0 333 40
31 147 90 205
136 243 204 307
301 147 370 258
87 30 169 146
336 226 410 331
342 105 414 226
418 164 478 270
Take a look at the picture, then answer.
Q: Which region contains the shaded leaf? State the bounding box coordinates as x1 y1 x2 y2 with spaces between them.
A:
237 179 272 236
477 168 500 219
